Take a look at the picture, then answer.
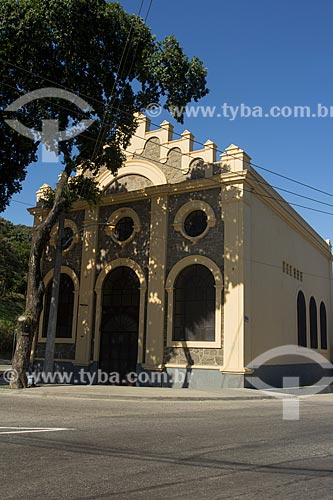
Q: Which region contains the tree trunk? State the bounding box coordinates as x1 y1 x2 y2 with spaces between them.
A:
10 171 69 388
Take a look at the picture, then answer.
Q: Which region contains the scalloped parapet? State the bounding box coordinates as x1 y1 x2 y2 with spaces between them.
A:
76 114 251 192
126 113 217 175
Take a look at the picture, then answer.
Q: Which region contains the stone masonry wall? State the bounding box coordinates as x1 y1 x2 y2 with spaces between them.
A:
164 187 224 367
42 209 85 280
37 209 85 359
96 199 151 281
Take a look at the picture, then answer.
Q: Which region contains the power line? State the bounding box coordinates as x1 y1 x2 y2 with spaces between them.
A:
2 67 331 277
8 181 332 283
6 135 332 279
4 76 333 215
8 195 331 282
243 178 333 209
92 0 146 161
11 199 34 207
144 0 153 19
121 146 333 216
3 66 333 216
147 233 332 281
37 111 333 217
2 57 333 201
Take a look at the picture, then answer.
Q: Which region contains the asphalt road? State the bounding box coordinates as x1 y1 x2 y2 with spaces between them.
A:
0 392 332 499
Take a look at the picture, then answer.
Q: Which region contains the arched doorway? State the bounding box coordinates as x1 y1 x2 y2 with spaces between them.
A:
100 266 140 382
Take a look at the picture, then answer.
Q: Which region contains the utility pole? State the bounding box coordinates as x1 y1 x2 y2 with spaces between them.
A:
43 218 115 376
44 212 64 374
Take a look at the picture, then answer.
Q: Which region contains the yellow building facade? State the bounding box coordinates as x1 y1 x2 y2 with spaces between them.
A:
30 115 333 388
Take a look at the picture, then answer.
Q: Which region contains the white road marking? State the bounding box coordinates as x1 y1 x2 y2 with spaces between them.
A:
0 426 74 435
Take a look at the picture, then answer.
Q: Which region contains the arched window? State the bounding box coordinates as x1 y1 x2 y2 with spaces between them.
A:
42 274 74 339
173 264 215 342
320 302 328 350
309 297 318 349
297 291 307 347
102 266 140 309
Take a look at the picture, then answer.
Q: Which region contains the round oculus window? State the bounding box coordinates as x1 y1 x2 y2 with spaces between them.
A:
114 216 134 242
184 210 208 238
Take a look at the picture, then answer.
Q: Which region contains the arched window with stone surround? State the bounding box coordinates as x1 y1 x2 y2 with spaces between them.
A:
173 264 215 342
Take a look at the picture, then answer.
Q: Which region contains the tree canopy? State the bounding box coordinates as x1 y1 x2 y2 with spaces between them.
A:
1 0 209 387
0 0 209 210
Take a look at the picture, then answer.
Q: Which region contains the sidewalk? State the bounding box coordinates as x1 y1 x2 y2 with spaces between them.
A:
0 384 288 401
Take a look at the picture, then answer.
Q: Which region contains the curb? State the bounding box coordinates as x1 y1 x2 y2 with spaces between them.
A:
0 387 285 401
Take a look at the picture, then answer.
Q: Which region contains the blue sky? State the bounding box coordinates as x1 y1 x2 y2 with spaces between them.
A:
3 0 333 243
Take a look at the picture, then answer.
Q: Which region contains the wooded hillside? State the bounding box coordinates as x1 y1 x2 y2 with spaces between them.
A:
0 217 31 358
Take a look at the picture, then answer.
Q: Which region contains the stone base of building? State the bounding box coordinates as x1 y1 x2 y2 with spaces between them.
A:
141 367 245 389
31 361 246 387
30 360 333 391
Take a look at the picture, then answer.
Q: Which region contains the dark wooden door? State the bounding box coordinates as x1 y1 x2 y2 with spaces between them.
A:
100 267 140 383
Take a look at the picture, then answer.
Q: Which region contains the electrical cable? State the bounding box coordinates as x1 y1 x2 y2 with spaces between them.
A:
3 57 333 201
4 77 333 216
92 0 146 161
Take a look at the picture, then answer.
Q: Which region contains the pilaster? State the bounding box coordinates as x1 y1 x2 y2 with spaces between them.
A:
74 205 99 365
221 183 246 374
144 195 168 369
